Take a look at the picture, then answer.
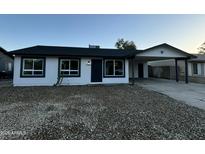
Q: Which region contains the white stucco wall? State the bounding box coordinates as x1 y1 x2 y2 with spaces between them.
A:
61 58 129 85
13 56 129 86
103 60 129 84
144 62 148 78
13 56 58 86
129 60 148 78
188 62 205 77
61 58 91 85
197 63 202 75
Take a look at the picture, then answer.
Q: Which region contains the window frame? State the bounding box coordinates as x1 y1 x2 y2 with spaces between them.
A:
58 58 81 77
20 57 46 78
103 59 125 78
193 63 198 75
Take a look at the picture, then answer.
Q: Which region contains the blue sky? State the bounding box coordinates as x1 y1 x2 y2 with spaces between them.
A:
0 14 205 53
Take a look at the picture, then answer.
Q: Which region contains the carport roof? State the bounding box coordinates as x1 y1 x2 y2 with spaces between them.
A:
135 43 195 58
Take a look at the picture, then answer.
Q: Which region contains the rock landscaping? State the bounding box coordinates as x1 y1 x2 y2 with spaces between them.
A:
0 85 205 139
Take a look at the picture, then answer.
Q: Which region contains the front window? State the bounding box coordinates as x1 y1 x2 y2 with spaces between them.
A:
21 58 45 77
104 59 124 77
193 63 198 75
60 59 80 77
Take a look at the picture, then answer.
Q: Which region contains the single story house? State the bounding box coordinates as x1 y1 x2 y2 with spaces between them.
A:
10 43 194 86
149 54 205 83
0 47 13 79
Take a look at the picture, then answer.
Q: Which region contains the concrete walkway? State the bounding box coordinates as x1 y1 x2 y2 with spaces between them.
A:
136 78 205 110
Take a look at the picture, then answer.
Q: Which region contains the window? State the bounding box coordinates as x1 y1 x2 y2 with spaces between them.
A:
193 63 198 75
104 59 124 77
21 58 45 77
59 59 80 77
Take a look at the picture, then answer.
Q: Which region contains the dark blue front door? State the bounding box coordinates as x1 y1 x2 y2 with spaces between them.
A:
91 59 102 82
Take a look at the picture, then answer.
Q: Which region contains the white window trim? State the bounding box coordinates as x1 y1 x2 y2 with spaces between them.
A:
22 58 44 76
104 59 125 77
60 59 80 76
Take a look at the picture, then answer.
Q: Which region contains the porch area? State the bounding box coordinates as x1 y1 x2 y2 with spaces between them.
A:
129 57 190 84
129 43 195 84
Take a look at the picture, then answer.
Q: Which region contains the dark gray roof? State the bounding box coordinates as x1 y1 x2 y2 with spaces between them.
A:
0 47 13 58
10 43 195 59
189 54 205 62
10 45 135 58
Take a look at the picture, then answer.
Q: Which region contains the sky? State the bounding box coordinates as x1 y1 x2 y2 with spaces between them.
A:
0 14 205 53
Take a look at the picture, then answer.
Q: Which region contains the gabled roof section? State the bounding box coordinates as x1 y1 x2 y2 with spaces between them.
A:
136 43 195 58
10 45 135 58
0 47 13 59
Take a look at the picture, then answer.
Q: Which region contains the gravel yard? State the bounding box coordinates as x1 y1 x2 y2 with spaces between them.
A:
0 85 205 140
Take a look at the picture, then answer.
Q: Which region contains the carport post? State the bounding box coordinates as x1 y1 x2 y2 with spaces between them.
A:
131 57 135 85
185 58 188 84
175 59 179 82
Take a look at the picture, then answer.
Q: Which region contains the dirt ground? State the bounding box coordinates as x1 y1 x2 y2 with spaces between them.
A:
0 85 205 140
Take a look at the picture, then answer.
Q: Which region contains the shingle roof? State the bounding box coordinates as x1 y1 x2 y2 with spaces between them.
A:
0 47 13 58
189 54 205 62
10 45 136 58
10 43 195 59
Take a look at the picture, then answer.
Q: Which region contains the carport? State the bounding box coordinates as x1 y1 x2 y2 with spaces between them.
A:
130 43 195 84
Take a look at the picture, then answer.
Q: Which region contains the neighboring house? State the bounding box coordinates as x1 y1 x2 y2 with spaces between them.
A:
10 43 194 86
0 47 13 79
149 54 205 83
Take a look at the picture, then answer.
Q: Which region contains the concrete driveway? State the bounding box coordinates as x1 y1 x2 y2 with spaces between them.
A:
136 78 205 110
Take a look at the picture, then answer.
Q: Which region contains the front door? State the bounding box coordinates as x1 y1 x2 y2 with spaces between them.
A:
91 59 102 82
138 63 144 78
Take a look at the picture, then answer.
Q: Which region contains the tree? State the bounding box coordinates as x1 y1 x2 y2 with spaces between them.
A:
115 38 137 50
198 42 205 54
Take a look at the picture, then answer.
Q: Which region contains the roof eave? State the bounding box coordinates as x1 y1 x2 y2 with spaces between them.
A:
12 53 133 58
0 47 14 59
